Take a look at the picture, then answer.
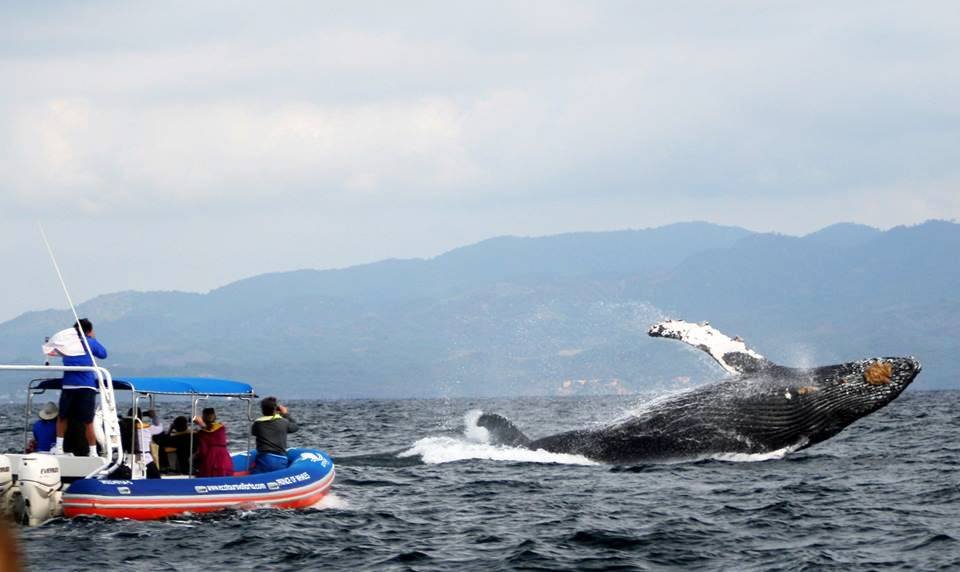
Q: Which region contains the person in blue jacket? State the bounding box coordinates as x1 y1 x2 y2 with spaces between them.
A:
29 402 58 453
52 318 108 456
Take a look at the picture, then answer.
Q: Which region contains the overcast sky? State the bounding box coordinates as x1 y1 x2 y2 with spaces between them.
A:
1 1 958 321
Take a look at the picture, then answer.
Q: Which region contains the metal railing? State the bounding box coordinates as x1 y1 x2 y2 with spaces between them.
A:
1 364 123 479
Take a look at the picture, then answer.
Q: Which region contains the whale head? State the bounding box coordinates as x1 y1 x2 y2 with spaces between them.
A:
837 356 921 412
792 356 922 446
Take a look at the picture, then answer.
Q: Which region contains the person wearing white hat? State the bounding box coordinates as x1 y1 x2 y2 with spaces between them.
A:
29 402 59 453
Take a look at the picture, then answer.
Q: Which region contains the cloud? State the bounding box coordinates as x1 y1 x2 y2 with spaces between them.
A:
0 1 958 321
2 2 958 220
2 96 482 214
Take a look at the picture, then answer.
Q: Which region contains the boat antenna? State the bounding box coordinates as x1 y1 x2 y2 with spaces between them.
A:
38 223 98 365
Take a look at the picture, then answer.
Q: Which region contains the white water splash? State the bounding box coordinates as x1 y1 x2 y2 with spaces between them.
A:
399 436 598 465
311 492 349 510
462 409 490 443
397 410 597 466
709 443 802 463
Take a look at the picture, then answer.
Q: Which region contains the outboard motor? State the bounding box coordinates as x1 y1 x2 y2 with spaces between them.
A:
0 455 15 517
14 455 63 526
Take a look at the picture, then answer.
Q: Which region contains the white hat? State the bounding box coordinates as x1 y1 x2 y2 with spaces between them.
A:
38 402 59 421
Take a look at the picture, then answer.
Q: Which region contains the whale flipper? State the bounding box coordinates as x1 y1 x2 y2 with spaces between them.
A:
648 319 772 375
477 413 532 447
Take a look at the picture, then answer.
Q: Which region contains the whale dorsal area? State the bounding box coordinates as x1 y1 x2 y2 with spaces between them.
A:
477 413 532 447
647 319 772 375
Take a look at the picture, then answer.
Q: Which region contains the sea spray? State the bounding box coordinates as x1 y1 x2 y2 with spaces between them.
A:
462 409 490 443
312 492 349 510
397 409 597 465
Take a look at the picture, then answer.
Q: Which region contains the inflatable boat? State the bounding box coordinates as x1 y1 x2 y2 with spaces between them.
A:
0 365 335 524
63 448 334 520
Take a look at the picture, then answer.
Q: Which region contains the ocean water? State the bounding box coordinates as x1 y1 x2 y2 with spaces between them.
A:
5 390 959 571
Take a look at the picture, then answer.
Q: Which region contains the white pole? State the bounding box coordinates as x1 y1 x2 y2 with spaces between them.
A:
37 224 122 475
38 224 97 366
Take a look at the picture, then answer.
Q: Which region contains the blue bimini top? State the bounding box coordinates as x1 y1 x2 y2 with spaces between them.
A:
36 377 255 397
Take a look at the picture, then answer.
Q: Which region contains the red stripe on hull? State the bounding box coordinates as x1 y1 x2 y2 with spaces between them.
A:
63 472 334 520
65 488 330 520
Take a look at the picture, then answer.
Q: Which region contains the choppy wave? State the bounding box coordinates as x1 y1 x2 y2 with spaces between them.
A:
8 392 960 571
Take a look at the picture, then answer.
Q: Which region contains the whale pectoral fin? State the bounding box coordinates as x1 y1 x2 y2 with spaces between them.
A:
722 351 770 374
477 413 532 448
648 319 772 375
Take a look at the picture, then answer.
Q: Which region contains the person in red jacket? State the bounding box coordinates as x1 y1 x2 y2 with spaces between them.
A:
193 408 234 477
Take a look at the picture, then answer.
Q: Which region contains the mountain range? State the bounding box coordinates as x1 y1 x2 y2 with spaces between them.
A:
1 220 956 398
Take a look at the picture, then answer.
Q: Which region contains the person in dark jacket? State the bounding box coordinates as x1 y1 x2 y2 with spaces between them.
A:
250 397 298 473
158 416 194 474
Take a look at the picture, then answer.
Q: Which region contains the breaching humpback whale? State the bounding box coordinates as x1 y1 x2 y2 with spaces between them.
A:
478 320 922 464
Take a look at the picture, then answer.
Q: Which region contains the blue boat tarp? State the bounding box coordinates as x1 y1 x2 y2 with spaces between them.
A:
34 376 255 396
